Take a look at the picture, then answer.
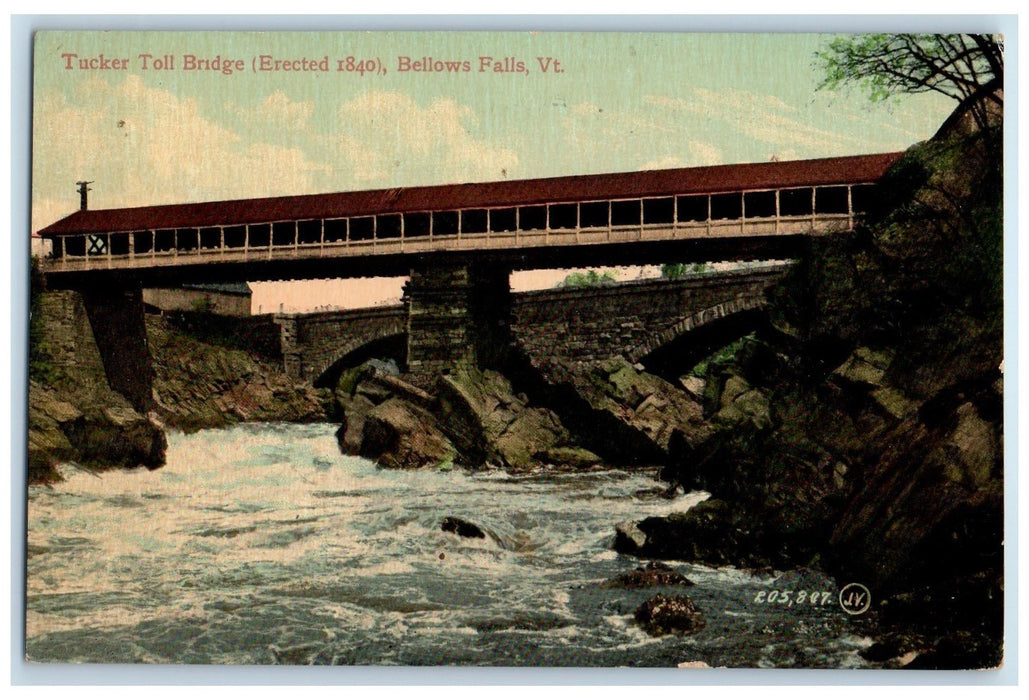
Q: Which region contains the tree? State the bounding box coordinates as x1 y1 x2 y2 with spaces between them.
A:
816 34 1003 128
661 262 709 279
558 269 617 288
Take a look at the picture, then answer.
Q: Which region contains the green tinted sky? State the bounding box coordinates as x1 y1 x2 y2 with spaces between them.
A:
33 31 955 232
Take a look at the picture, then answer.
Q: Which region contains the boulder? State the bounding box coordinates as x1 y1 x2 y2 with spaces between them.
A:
437 367 575 471
613 521 647 553
634 594 705 636
562 358 711 456
441 516 486 539
359 398 457 470
712 374 771 430
533 446 602 470
831 346 893 388
600 562 694 589
929 402 997 488
679 375 706 402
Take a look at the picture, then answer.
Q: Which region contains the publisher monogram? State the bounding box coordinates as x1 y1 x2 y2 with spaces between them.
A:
838 583 872 615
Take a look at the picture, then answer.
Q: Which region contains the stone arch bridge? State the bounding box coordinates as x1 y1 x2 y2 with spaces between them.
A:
278 263 790 386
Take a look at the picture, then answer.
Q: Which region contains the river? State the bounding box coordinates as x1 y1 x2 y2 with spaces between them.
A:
26 422 871 667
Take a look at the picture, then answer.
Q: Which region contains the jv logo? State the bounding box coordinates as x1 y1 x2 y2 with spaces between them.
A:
839 583 871 615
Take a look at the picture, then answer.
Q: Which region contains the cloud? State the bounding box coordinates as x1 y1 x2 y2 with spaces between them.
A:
329 91 519 185
231 91 314 130
32 75 331 232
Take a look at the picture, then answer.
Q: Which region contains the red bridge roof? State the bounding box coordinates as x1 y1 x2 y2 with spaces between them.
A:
38 151 904 236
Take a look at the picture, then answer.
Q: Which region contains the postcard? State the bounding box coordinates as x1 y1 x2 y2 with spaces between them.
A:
26 29 1005 671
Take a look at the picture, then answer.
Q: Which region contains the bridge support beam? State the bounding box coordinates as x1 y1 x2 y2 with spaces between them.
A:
79 284 154 413
403 261 512 382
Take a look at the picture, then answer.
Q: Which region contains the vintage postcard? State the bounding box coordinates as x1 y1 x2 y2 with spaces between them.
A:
25 29 1005 671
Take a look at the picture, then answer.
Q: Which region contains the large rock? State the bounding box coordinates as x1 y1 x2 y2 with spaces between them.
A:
147 314 331 432
437 367 577 471
633 594 705 636
334 363 427 454
28 380 166 480
359 397 457 470
600 562 694 590
614 499 775 570
441 516 486 539
557 358 712 459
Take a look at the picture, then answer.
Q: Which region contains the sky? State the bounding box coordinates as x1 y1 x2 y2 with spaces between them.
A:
32 31 957 309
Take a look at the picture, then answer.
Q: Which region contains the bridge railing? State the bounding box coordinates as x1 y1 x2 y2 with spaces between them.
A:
40 183 877 273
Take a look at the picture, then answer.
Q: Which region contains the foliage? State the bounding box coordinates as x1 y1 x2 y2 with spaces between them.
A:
30 254 46 298
768 121 1002 397
190 295 216 314
816 34 1003 127
558 269 617 288
661 262 710 279
689 334 753 378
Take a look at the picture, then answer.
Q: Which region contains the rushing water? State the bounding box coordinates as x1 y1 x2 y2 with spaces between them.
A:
26 423 871 667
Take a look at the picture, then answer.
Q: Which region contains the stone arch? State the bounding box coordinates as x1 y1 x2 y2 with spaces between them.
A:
626 295 768 364
621 294 769 380
313 332 408 388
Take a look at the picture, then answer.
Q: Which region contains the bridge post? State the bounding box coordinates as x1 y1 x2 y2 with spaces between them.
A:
277 315 303 378
403 260 511 382
78 283 154 413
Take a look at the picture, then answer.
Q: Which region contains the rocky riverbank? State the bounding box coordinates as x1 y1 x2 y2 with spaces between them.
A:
331 353 716 474
28 289 167 484
147 314 332 432
614 104 1004 668
27 306 332 484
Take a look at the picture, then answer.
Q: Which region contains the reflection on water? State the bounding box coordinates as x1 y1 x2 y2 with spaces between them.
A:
26 423 869 667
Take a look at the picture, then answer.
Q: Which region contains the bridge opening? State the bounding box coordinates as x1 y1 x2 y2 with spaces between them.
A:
225 226 246 248
378 214 402 239
677 195 708 222
710 193 742 220
110 232 130 256
403 212 430 237
461 209 488 234
314 332 407 389
644 197 675 224
350 217 374 241
744 191 776 218
780 188 813 216
249 224 271 247
818 186 850 213
433 210 459 236
638 308 768 384
549 203 577 230
134 230 153 254
298 220 321 245
490 207 517 232
518 205 546 230
611 199 641 226
325 218 347 243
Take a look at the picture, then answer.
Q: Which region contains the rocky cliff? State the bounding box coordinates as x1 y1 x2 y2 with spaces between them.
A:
27 302 332 483
28 290 166 483
616 107 1004 668
147 314 331 432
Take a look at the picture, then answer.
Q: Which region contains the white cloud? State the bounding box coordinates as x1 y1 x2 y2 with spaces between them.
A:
330 91 519 185
32 75 332 232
